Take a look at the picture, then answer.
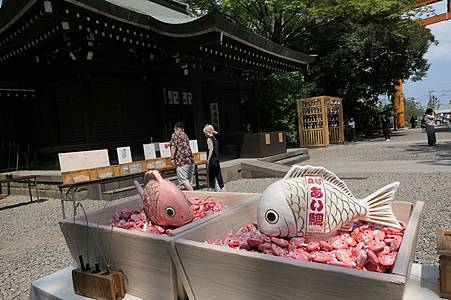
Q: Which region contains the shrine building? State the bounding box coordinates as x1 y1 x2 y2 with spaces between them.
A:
0 0 313 169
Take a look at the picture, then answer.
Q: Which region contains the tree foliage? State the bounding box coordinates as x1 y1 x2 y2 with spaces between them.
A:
184 0 435 100
296 0 435 105
427 95 441 110
183 0 436 133
257 72 313 143
404 97 424 125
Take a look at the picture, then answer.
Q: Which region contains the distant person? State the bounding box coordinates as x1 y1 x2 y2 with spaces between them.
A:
410 116 417 128
203 124 224 192
243 122 252 133
348 118 356 142
424 108 436 146
345 118 351 142
444 113 451 130
382 116 391 141
170 122 194 190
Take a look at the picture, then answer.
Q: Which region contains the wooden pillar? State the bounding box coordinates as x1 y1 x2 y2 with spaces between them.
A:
193 75 205 149
394 80 405 129
82 74 95 143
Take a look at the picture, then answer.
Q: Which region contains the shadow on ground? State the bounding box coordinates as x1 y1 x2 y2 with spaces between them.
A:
400 140 451 161
0 198 48 211
359 130 409 142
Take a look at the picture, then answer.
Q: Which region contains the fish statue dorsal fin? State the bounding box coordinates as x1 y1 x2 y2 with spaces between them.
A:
283 165 356 200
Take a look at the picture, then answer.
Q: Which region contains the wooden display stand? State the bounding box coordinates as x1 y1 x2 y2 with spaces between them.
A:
59 191 260 300
297 96 344 147
61 154 206 185
327 97 345 144
174 200 424 300
437 229 451 299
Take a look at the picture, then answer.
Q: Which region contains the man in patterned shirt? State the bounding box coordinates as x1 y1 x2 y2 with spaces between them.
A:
170 122 194 190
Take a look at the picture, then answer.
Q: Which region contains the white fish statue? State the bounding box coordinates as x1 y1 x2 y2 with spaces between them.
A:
257 165 401 238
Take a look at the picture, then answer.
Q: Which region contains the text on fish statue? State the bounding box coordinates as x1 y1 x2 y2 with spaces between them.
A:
257 165 401 238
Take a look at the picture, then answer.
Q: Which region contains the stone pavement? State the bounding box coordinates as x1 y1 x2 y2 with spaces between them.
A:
304 126 451 173
299 159 451 173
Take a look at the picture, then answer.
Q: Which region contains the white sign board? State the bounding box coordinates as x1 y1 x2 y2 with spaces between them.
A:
189 140 199 153
159 142 172 158
117 147 132 164
143 143 156 159
58 149 110 172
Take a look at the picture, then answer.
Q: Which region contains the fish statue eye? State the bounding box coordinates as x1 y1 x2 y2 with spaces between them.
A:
166 207 176 217
265 209 279 224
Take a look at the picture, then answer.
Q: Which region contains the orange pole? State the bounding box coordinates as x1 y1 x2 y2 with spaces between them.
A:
394 81 405 128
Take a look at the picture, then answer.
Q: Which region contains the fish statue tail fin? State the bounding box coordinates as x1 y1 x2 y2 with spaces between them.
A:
360 182 402 229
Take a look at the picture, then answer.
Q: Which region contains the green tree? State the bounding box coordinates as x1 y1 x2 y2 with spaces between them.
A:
258 72 313 144
184 0 435 133
427 95 440 110
185 0 435 100
184 0 316 45
404 97 424 126
294 0 435 107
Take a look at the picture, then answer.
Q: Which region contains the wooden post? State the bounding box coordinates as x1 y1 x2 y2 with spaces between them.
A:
394 81 405 129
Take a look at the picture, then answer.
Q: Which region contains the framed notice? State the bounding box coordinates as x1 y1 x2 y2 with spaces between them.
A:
143 143 156 160
265 133 271 145
159 142 172 158
278 132 284 143
117 147 132 164
189 140 199 153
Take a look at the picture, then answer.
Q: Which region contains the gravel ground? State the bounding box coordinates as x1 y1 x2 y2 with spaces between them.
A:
307 126 451 162
1 126 450 299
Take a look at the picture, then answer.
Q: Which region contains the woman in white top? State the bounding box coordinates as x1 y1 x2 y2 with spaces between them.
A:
203 124 224 192
424 108 436 146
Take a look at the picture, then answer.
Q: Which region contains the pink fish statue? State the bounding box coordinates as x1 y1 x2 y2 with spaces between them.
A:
134 170 194 227
257 165 401 238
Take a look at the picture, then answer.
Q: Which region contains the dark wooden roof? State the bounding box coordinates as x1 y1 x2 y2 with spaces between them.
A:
0 0 314 69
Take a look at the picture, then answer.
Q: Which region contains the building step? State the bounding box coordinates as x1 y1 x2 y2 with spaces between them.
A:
275 154 310 166
258 148 308 163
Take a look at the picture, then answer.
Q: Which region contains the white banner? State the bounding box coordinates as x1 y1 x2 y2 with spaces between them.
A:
189 140 199 153
58 149 109 172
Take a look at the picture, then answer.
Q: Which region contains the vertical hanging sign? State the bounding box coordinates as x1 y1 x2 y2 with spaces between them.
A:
305 176 326 235
210 102 220 132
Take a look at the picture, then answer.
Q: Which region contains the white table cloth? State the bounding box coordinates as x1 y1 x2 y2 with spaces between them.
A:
29 263 444 300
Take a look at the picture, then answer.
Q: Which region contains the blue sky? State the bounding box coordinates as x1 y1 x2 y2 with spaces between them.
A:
404 3 451 107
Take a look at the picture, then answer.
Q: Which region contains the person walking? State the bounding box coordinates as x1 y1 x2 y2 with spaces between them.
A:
410 116 417 128
348 118 356 142
170 122 195 190
424 108 437 146
382 116 391 141
203 124 224 192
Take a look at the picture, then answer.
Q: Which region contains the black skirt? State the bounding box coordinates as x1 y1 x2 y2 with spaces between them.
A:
208 161 224 189
426 125 436 146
